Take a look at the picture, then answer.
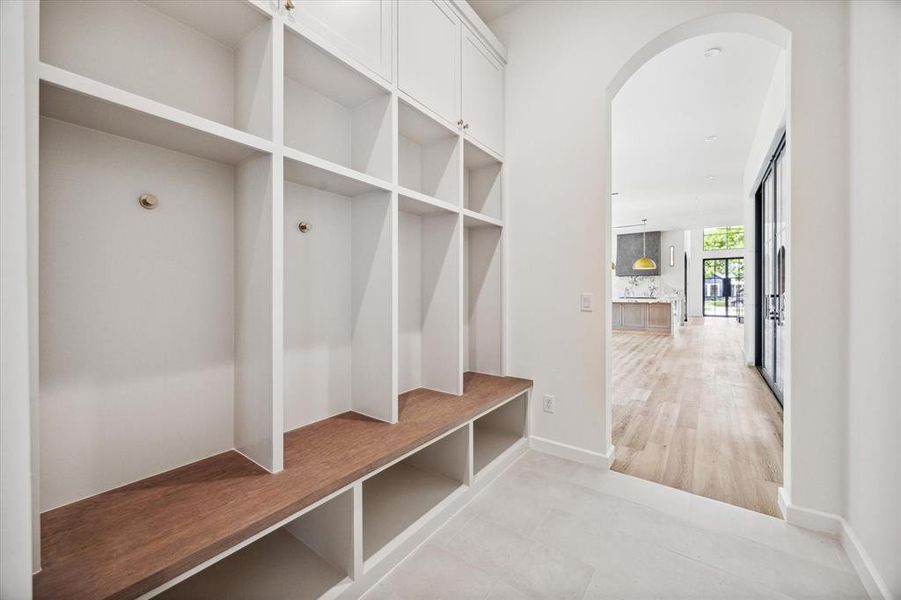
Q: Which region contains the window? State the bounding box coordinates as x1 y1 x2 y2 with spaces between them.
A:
703 226 744 250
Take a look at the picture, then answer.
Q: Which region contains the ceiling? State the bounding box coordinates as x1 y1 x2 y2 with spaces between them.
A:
467 0 526 24
612 32 782 233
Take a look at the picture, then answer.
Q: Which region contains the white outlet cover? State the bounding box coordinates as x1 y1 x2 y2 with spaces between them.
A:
543 394 555 413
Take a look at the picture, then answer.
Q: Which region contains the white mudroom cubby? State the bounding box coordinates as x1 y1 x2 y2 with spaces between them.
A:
159 488 355 600
38 109 277 511
18 2 517 597
463 140 503 219
362 425 470 566
398 99 461 205
283 155 395 427
472 395 527 477
398 204 462 396
284 25 392 182
40 0 273 139
464 222 504 376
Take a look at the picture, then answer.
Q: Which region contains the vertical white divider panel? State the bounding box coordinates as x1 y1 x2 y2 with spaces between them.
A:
283 488 355 578
23 0 40 570
421 213 463 394
352 482 364 580
390 95 400 411
271 19 285 464
466 423 475 485
501 166 509 376
351 191 396 423
234 17 283 472
235 154 281 472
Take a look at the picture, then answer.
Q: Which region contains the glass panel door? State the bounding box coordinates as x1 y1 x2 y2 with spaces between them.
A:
703 257 743 318
774 149 786 393
727 258 745 318
703 258 726 316
757 135 786 404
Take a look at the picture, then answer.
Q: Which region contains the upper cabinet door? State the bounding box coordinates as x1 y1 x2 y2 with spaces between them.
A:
398 0 461 126
462 29 504 154
290 0 393 83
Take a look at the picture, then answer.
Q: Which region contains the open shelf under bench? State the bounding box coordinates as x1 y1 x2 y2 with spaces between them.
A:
33 372 531 600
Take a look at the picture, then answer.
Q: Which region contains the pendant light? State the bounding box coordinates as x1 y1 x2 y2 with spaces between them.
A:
632 219 657 270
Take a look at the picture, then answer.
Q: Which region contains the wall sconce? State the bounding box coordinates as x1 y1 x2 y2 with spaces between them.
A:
669 245 675 267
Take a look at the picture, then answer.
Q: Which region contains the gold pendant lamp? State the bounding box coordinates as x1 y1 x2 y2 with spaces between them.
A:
632 219 657 270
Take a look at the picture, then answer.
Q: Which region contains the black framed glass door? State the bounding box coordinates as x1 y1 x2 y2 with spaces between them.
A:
756 135 786 404
703 257 744 317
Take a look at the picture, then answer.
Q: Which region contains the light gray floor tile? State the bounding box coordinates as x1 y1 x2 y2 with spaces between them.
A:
370 451 866 600
373 543 498 600
444 515 533 573
491 541 595 599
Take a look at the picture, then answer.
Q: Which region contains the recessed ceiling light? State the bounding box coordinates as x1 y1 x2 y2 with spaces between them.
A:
704 135 719 142
704 47 722 58
705 175 716 181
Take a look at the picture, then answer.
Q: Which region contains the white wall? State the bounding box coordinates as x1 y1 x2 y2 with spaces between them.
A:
846 1 901 597
493 0 849 519
39 119 236 510
283 183 353 431
659 229 685 295
1 1 35 594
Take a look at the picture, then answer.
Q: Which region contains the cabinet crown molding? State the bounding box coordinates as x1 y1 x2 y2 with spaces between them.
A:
449 0 508 64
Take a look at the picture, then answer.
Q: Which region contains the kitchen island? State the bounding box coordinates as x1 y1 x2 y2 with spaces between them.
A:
611 298 680 335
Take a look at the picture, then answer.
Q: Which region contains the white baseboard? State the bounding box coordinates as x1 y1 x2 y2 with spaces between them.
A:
778 487 841 534
528 436 614 468
839 518 895 600
779 488 893 600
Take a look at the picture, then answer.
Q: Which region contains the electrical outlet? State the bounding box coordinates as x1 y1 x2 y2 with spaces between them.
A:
543 394 555 413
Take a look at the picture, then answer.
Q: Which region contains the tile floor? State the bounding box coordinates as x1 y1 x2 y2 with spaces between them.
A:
363 451 867 600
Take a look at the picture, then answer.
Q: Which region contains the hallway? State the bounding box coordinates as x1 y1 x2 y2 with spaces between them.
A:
612 318 783 517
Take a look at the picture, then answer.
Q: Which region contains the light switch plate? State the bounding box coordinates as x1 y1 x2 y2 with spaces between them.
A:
581 293 593 312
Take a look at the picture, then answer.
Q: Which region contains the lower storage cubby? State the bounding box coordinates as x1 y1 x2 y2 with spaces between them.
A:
362 425 469 565
159 489 354 600
473 393 527 476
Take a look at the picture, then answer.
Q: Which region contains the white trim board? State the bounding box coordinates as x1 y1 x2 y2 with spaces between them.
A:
528 436 615 469
779 488 894 600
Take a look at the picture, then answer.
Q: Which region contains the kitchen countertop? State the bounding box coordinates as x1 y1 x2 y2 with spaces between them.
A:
614 297 676 304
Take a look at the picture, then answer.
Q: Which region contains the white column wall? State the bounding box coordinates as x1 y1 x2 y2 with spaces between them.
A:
492 0 849 517
846 2 901 597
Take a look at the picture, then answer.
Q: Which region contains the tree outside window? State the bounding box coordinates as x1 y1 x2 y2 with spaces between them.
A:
703 226 744 250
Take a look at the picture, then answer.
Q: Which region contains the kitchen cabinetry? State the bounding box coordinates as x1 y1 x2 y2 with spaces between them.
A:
612 301 677 334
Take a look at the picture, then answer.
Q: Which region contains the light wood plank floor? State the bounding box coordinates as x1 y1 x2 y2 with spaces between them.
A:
611 317 784 517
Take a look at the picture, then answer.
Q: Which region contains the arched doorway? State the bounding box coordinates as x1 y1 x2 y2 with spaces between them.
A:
603 13 791 516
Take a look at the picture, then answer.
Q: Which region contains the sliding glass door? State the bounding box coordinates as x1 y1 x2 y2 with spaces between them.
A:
703 258 744 317
756 136 786 403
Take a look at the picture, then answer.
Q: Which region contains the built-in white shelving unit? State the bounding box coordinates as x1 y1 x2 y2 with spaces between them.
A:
473 395 528 476
159 489 355 600
26 0 517 597
362 426 469 566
